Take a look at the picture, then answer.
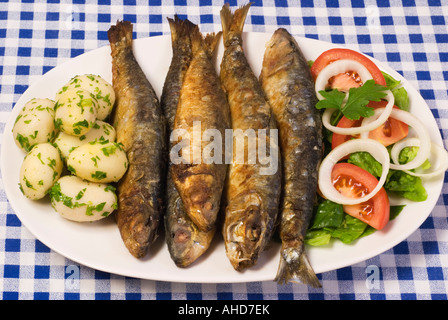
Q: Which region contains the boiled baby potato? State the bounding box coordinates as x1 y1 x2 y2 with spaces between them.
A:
12 98 57 152
53 120 116 161
84 121 116 142
55 74 115 121
67 140 128 183
49 175 117 222
19 143 63 200
54 88 98 136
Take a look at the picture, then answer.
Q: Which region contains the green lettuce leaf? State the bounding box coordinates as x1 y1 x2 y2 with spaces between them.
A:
348 152 383 178
392 87 410 112
382 71 410 111
310 199 345 230
305 229 333 246
330 215 368 244
399 146 431 170
385 170 428 201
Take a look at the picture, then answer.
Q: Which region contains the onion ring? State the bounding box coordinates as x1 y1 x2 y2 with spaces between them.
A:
318 138 390 205
314 59 374 100
361 107 431 171
389 137 448 178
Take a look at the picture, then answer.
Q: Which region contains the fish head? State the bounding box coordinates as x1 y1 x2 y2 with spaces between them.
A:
168 212 215 268
175 171 222 232
169 224 200 267
224 199 267 271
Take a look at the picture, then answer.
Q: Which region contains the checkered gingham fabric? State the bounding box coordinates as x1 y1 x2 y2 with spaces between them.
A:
0 0 447 301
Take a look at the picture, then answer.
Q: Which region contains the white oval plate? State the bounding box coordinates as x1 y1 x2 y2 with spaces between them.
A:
1 32 444 284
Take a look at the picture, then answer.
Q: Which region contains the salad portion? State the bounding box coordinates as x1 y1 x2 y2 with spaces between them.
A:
306 48 448 246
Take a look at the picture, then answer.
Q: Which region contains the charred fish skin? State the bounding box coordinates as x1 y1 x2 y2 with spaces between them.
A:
108 21 166 259
162 17 215 267
260 28 322 287
161 16 195 130
219 3 281 272
170 25 230 233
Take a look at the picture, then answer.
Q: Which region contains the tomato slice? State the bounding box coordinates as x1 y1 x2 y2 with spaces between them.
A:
332 163 389 230
328 71 363 91
366 100 409 146
331 101 409 149
331 116 362 151
311 48 387 87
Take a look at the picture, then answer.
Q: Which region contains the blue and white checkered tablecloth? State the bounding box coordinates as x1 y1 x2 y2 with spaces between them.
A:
0 0 447 301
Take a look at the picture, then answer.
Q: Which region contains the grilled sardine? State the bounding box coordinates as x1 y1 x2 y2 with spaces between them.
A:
219 3 281 271
162 16 215 267
170 25 230 233
260 28 322 287
108 21 166 258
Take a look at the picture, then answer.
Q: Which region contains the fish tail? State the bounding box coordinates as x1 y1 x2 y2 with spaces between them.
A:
275 245 322 288
220 2 252 45
204 31 222 57
190 25 221 58
167 15 196 45
107 20 133 52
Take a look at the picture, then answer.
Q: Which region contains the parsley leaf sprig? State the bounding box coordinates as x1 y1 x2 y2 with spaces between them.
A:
316 79 388 120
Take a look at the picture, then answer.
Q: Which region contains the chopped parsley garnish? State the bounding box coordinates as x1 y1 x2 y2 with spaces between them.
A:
37 152 44 165
47 157 57 169
49 182 75 208
91 156 99 167
101 145 117 156
67 165 76 174
74 120 89 128
14 114 23 124
102 125 111 135
23 176 34 190
75 188 86 200
16 133 31 152
104 185 116 192
86 202 107 216
91 171 107 180
54 118 63 129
